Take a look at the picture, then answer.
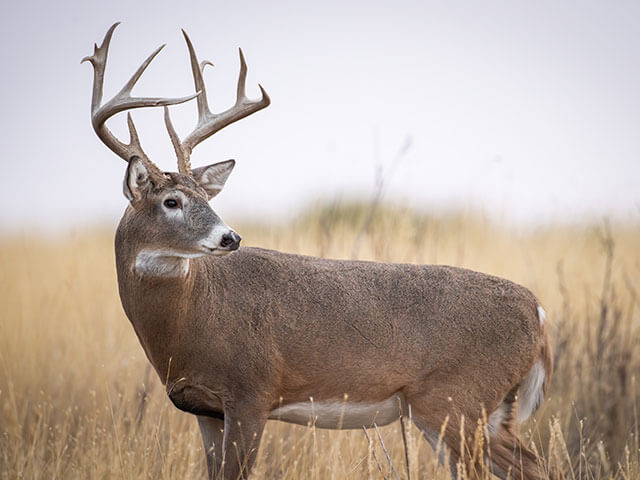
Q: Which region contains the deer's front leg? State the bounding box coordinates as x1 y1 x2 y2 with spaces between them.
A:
197 415 225 479
221 407 268 480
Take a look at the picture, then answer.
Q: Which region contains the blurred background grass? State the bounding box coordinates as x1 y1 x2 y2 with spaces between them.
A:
1 202 639 479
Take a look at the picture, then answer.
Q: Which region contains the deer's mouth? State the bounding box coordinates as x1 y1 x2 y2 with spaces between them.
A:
200 244 235 256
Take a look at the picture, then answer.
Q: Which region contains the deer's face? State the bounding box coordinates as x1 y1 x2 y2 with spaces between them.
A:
123 157 241 258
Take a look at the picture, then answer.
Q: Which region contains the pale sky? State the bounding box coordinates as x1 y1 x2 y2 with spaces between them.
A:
2 0 639 231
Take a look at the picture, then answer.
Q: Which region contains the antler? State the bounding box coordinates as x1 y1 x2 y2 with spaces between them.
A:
164 30 271 175
82 22 199 182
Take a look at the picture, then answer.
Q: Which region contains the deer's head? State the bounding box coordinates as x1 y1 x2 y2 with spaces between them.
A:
83 23 269 261
122 157 240 256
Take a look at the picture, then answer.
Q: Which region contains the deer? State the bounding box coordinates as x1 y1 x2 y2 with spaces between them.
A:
83 23 559 480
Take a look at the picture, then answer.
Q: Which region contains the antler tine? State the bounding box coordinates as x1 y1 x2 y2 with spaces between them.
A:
82 22 120 116
175 33 271 167
82 22 199 169
236 48 249 103
164 106 191 173
182 30 212 122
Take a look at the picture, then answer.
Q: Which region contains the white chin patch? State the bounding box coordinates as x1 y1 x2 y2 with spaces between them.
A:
209 249 232 256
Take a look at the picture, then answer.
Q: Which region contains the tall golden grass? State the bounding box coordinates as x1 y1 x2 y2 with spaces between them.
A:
1 203 639 479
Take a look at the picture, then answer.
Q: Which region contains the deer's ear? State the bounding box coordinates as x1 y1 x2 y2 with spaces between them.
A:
123 156 153 202
192 159 235 199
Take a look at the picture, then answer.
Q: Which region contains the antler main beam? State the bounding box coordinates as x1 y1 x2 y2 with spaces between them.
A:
84 23 270 177
82 22 198 164
165 31 271 174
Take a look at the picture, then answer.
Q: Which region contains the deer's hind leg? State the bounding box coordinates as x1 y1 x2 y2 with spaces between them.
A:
487 425 554 480
486 428 547 480
407 393 487 480
485 392 558 480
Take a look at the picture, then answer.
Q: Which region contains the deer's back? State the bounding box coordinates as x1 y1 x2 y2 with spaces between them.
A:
194 247 542 393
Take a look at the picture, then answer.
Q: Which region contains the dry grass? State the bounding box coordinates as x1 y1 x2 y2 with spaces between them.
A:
1 202 639 479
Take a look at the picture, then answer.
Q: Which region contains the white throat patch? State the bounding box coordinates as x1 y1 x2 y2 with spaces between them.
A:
135 249 204 278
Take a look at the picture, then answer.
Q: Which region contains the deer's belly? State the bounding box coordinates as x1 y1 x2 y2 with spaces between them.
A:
268 393 403 429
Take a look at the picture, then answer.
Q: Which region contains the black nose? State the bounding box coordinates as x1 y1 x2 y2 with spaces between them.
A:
220 231 241 250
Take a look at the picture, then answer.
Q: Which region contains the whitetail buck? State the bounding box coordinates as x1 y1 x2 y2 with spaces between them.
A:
84 23 559 480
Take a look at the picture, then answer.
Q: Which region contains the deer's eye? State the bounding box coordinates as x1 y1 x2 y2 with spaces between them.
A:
164 198 179 209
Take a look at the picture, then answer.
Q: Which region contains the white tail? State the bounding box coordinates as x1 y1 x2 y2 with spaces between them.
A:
84 23 558 480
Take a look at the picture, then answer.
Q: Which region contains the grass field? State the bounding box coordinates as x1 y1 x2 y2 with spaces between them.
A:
1 202 639 479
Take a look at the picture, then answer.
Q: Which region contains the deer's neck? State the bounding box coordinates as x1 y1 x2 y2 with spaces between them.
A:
115 230 207 382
